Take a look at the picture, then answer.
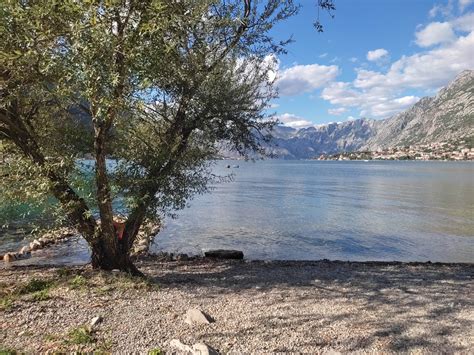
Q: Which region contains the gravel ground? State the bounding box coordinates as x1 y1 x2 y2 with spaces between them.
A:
1 258 473 354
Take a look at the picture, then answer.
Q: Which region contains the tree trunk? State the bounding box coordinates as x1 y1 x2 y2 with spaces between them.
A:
90 233 143 276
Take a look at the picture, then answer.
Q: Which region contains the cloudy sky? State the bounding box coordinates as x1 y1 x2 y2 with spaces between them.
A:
268 0 474 128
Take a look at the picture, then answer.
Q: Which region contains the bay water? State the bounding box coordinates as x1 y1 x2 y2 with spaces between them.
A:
2 160 473 264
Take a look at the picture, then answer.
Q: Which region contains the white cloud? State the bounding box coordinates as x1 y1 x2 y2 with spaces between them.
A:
429 1 471 18
276 113 315 128
349 57 358 63
429 5 441 18
321 30 474 115
328 107 347 116
276 12 474 121
276 63 339 96
319 53 328 58
354 31 474 91
322 82 421 118
366 48 389 62
369 96 420 117
459 0 474 11
452 12 474 31
415 22 456 47
429 1 454 18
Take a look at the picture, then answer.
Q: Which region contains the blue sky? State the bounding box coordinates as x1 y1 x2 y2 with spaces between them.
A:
267 0 474 127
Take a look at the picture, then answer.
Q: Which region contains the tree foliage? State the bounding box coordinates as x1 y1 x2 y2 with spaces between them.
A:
0 0 333 273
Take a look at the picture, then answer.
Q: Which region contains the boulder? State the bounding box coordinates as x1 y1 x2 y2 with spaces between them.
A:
176 253 189 261
156 252 173 261
135 245 148 253
138 238 149 246
169 340 219 355
90 316 103 327
19 246 31 255
170 339 193 353
3 253 14 262
30 240 42 251
204 249 244 260
185 308 214 325
192 343 219 355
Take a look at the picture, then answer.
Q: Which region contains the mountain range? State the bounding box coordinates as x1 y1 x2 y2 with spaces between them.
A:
231 70 474 160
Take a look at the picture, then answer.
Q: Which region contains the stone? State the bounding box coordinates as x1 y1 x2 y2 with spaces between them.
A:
204 249 244 260
176 253 189 261
3 253 13 262
185 308 214 325
192 343 219 355
156 252 173 261
30 240 42 251
170 339 193 353
138 238 148 246
135 245 148 253
19 246 31 254
90 316 102 327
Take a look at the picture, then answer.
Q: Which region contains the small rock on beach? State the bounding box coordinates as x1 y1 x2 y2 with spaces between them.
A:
204 249 244 260
185 308 214 325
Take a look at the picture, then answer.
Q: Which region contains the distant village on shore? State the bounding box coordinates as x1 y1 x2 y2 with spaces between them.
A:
315 139 474 161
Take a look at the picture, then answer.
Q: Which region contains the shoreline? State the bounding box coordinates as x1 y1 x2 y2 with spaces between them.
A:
1 257 473 353
3 255 474 269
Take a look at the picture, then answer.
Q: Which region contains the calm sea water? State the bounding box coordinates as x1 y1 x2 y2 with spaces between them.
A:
153 160 474 263
2 160 474 264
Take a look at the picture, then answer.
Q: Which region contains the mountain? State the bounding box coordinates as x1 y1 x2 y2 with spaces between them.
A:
363 70 474 150
266 119 377 159
233 70 473 159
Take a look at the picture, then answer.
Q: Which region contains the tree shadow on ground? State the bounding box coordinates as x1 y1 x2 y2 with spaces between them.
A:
143 259 473 352
2 259 472 352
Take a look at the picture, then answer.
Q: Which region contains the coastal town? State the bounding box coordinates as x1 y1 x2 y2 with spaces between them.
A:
315 139 474 161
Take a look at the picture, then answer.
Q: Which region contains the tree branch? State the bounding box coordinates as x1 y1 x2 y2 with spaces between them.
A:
1 102 97 242
206 0 251 73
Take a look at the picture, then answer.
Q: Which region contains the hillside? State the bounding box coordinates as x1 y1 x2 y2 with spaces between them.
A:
364 70 474 150
237 70 474 159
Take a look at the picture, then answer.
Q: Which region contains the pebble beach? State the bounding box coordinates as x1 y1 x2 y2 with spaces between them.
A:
1 257 473 353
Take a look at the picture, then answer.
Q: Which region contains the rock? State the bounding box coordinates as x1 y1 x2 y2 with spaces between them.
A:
19 246 30 255
138 238 148 246
90 316 102 327
3 253 14 262
155 252 173 261
15 252 27 259
170 339 193 353
204 249 244 260
135 245 148 253
169 340 218 355
192 343 219 355
185 308 214 325
30 240 42 251
176 253 189 261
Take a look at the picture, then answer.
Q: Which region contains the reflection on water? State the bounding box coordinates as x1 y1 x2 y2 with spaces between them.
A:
153 161 474 263
2 161 473 265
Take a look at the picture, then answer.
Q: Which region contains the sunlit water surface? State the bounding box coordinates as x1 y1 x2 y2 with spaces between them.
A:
2 161 474 265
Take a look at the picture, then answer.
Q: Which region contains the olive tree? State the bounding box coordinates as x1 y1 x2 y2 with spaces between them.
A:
0 0 333 274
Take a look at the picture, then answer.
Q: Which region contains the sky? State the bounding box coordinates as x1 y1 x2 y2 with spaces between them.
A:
267 0 474 128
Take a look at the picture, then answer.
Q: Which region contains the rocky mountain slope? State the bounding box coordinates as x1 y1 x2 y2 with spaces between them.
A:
236 70 473 159
363 70 474 150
